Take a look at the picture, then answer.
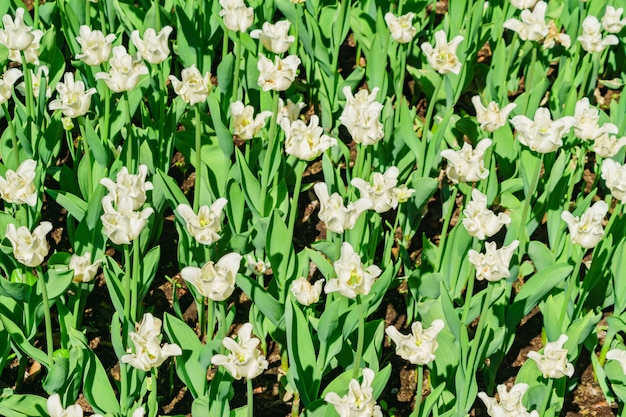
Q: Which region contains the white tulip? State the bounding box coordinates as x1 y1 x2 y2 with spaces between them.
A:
385 319 444 365
471 96 517 132
510 108 575 153
593 124 626 158
339 87 384 146
325 242 381 299
0 68 22 105
578 16 618 53
5 222 52 268
48 72 97 118
176 199 228 245
290 277 324 306
121 313 182 371
277 98 306 125
47 394 84 417
527 334 574 379
462 189 511 240
601 159 626 203
468 240 520 282
606 348 626 373
250 20 294 54
131 26 173 65
0 8 36 51
602 6 626 33
351 166 412 213
16 65 51 99
101 195 154 245
180 253 242 301
281 115 337 160
543 20 571 49
245 254 270 276
324 368 383 417
384 12 417 44
561 200 608 249
313 182 372 234
230 101 272 140
257 54 301 92
503 1 549 41
219 0 254 33
75 25 116 66
0 159 37 207
573 98 600 140
420 30 464 75
69 252 101 283
95 45 149 93
169 65 211 105
211 322 268 380
100 164 153 210
478 383 539 417
440 139 491 183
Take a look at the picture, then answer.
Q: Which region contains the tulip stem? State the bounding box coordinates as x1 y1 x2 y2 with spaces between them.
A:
73 283 84 330
21 54 35 131
102 86 111 151
149 367 158 417
2 103 20 168
538 378 554 417
395 43 408 111
123 245 132 330
287 160 306 238
36 266 54 362
233 32 242 101
78 117 94 196
198 297 206 341
353 295 365 379
518 153 544 256
260 92 280 215
207 299 215 344
217 301 226 342
465 282 494 378
436 185 458 273
413 366 423 417
247 378 254 417
125 92 134 169
558 245 583 329
120 362 129 414
131 238 141 321
194 105 202 213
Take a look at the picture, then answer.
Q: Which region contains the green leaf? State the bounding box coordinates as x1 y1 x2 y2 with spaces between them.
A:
0 393 47 417
83 348 120 415
286 299 320 405
235 274 283 326
45 190 87 222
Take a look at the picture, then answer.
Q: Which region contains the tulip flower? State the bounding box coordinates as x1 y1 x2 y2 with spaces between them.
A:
420 30 464 75
69 252 101 283
95 45 149 93
339 87 384 146
290 277 324 306
75 25 116 66
121 313 182 371
180 253 242 301
527 334 574 379
471 96 517 132
47 394 84 417
0 68 23 105
0 158 37 206
250 20 294 54
281 115 337 160
578 16 618 53
100 164 153 210
384 12 417 44
131 26 173 65
277 98 306 125
325 242 381 299
211 322 268 380
245 254 270 276
176 199 228 245
5 222 52 268
17 65 51 98
602 6 626 33
462 189 511 240
324 368 383 417
169 65 211 105
313 182 372 234
573 98 600 140
440 139 491 183
601 159 626 203
593 124 626 158
219 0 254 33
510 108 575 153
606 349 626 373
561 200 608 248
503 1 549 42
478 383 539 417
468 240 520 282
351 166 413 213
101 195 154 245
385 319 445 365
257 54 301 92
230 101 272 140
48 72 97 118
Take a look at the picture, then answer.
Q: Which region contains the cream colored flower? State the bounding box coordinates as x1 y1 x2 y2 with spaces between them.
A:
543 20 571 49
503 1 549 41
324 242 381 299
75 26 116 66
420 30 464 75
101 195 154 245
250 20 294 54
131 26 173 65
606 349 626 373
16 65 51 98
440 138 491 183
277 98 306 125
245 254 270 276
471 96 517 132
313 182 372 234
47 394 84 417
0 8 37 51
230 101 272 140
527 334 574 379
602 6 626 34
48 72 97 118
593 123 626 158
177 199 227 245
290 277 324 306
219 0 254 33
211 322 268 380
169 65 211 105
5 222 52 267
510 108 575 153
324 368 383 417
95 45 149 93
339 87 384 146
281 115 337 160
180 253 241 301
0 159 37 206
257 54 300 92
384 12 417 44
601 159 626 202
121 313 182 371
385 319 444 365
462 189 511 239
578 16 618 53
351 166 411 213
468 240 520 282
69 252 101 283
573 98 600 140
0 68 22 105
100 164 153 210
478 383 539 417
561 200 608 248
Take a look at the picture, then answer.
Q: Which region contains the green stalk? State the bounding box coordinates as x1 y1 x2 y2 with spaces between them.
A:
419 75 443 177
102 85 111 151
125 92 134 169
78 117 94 196
558 245 583 329
353 295 365 379
517 153 544 255
149 367 158 417
65 129 76 162
412 366 423 417
232 32 242 101
287 160 306 238
217 301 227 342
36 266 53 362
259 92 281 215
291 392 300 417
21 52 35 135
73 283 84 329
33 0 40 30
85 0 91 27
436 186 458 272
207 299 215 344
247 378 254 417
131 238 141 321
120 362 129 414
2 103 20 168
465 283 494 374
198 297 206 341
123 245 132 330
157 63 167 171
194 105 203 212
538 378 554 416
